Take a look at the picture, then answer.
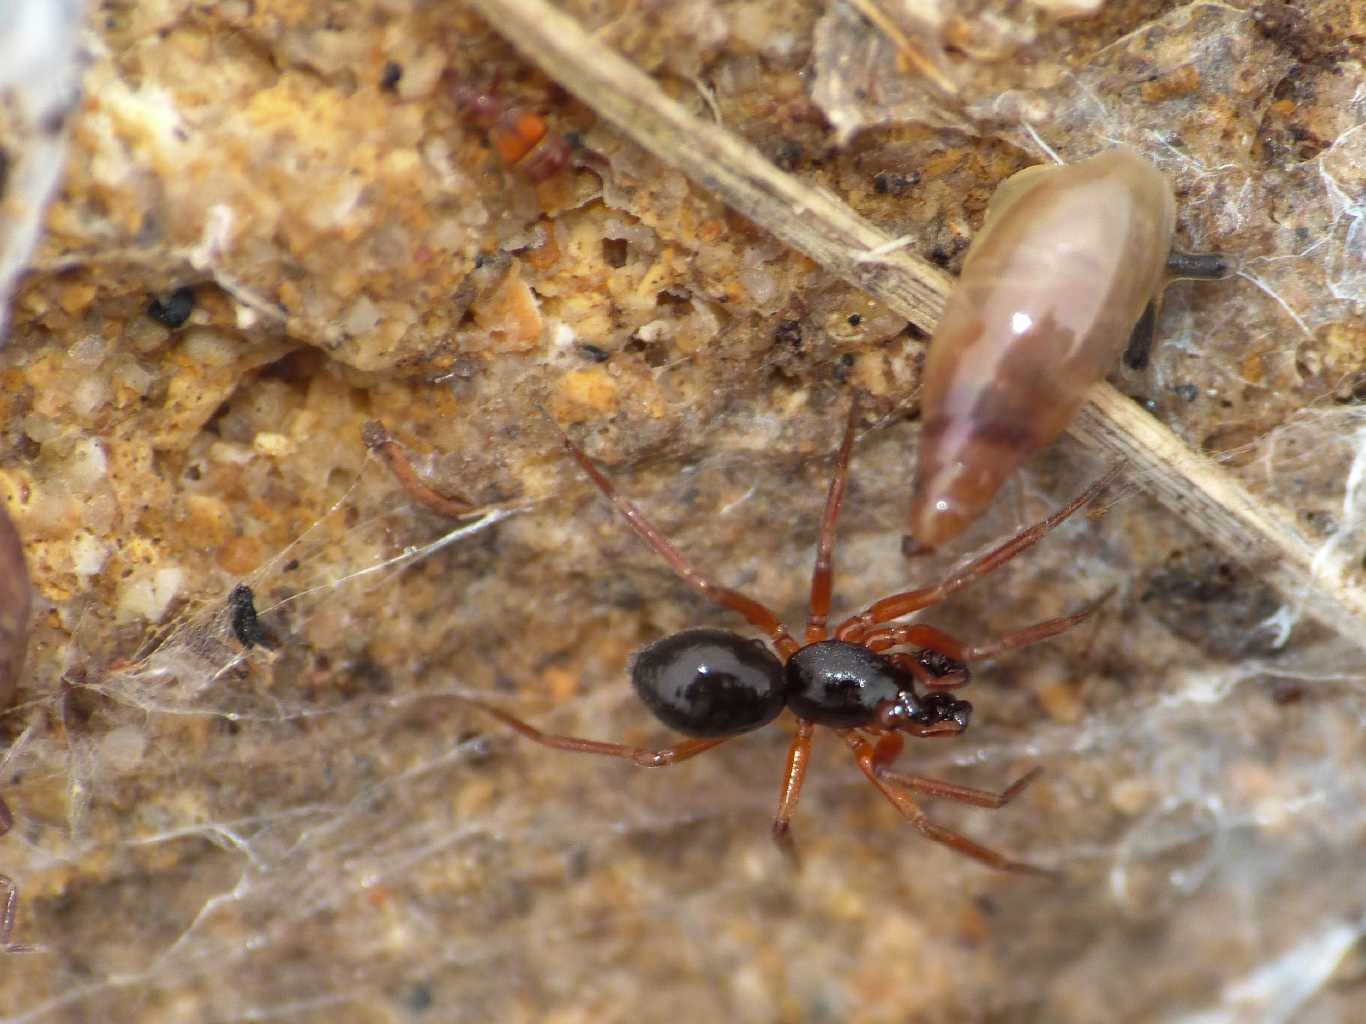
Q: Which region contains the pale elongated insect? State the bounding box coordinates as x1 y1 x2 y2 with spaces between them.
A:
910 148 1177 549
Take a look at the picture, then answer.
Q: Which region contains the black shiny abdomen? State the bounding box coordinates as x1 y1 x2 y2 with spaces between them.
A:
785 640 905 728
631 628 786 738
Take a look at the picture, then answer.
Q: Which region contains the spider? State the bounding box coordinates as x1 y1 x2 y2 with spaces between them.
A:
370 402 1116 872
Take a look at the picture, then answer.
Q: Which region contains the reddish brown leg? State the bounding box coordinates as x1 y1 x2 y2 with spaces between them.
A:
841 732 1054 877
806 399 860 644
363 421 478 518
463 697 727 767
867 692 968 737
563 435 798 658
876 766 1044 809
885 652 939 693
835 466 1122 643
864 586 1111 681
771 719 815 866
870 730 903 769
873 732 1032 785
860 623 966 661
864 624 971 690
886 652 970 692
963 589 1114 661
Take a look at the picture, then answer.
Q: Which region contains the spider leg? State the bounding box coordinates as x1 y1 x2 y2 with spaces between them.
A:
841 732 1055 877
963 589 1114 661
863 623 971 689
876 766 1044 809
363 421 480 518
869 728 1042 803
462 696 727 767
887 652 971 692
869 697 967 738
806 398 859 643
562 434 798 657
861 590 1111 687
860 622 964 659
869 730 904 768
771 718 815 866
834 465 1122 643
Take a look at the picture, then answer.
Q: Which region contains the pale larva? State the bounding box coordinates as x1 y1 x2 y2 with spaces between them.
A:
910 148 1177 548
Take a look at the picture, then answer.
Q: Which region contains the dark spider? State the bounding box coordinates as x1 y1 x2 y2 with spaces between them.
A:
374 400 1115 872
